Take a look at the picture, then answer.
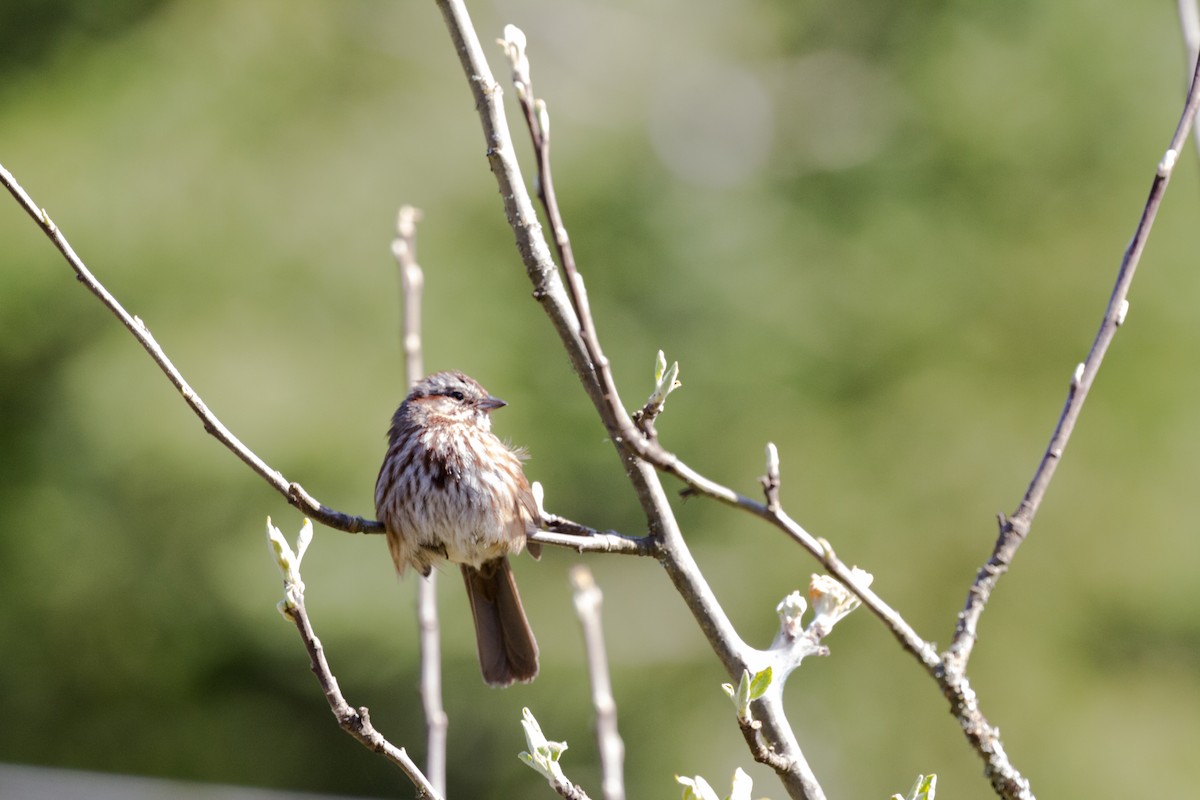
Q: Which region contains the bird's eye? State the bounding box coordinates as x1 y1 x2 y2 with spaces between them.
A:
449 390 465 401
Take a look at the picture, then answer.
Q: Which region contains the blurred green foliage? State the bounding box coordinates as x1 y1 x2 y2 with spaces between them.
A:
2 1 1199 798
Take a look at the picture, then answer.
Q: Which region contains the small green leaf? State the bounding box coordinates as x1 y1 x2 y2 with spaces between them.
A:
748 666 773 701
901 774 936 800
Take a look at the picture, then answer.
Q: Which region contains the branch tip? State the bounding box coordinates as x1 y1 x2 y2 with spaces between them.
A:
762 442 781 510
497 24 531 98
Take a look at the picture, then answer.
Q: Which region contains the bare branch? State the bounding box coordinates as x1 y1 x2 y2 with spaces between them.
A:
391 204 447 795
486 14 1049 800
285 591 439 796
907 30 1200 800
944 45 1200 679
267 520 440 799
0 163 654 566
672 447 940 672
569 566 625 800
1178 0 1200 158
737 717 792 773
438 7 825 798
530 529 654 556
498 25 593 362
0 162 383 536
394 204 426 385
414 572 446 793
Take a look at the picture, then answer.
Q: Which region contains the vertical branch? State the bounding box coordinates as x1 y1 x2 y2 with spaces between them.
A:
569 566 625 800
392 205 447 795
395 205 426 384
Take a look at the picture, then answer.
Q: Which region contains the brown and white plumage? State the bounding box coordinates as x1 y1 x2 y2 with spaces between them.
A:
375 371 540 686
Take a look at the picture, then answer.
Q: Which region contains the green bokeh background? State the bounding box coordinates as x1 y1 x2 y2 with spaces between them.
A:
2 1 1199 798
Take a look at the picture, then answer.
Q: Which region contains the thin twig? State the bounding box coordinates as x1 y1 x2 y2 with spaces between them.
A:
0 162 383 536
498 28 942 680
653 439 941 672
494 22 937 681
920 35 1200 800
270 556 440 799
391 205 447 795
485 14 1044 800
737 718 791 773
1178 0 1200 159
569 566 625 800
414 575 446 792
1 163 650 567
590 359 1029 799
549 777 594 800
532 518 658 556
944 46 1200 679
287 598 439 796
437 7 825 799
395 205 426 385
502 30 596 364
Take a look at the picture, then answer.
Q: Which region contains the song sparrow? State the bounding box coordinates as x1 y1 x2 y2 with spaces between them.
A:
375 371 541 686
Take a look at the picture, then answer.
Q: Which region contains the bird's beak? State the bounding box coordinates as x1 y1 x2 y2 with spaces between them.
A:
478 395 507 411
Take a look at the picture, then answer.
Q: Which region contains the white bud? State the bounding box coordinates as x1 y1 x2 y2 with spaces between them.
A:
1116 299 1129 326
498 24 531 94
809 568 872 630
776 590 807 639
765 442 780 477
729 768 754 800
1159 148 1178 175
676 775 721 800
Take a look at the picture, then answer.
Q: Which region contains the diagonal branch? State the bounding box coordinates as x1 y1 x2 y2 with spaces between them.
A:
1177 0 1200 159
943 45 1200 678
269 521 441 798
0 162 646 562
285 590 439 797
0 162 382 536
436 6 825 799
492 26 937 677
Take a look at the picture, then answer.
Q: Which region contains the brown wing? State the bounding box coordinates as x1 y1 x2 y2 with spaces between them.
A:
511 465 541 560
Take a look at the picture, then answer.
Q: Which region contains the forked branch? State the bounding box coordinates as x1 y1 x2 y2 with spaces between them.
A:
438 3 828 798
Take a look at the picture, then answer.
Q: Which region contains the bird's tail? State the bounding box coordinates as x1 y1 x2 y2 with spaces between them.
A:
461 558 539 686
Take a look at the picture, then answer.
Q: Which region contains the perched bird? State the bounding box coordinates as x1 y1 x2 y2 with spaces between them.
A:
375 371 540 686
